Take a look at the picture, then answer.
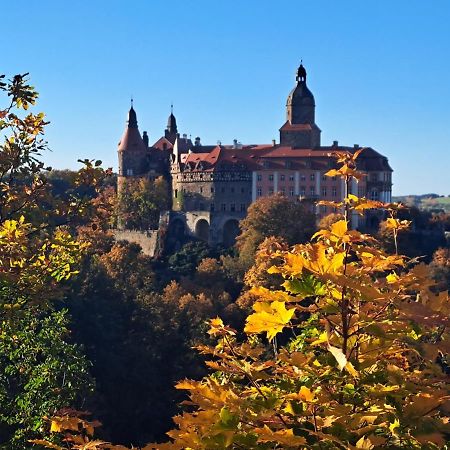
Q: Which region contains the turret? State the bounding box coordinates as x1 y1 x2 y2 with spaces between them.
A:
117 102 149 196
280 62 321 148
164 105 178 143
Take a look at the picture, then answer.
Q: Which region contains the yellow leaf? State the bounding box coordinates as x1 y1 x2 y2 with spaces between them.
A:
245 301 295 341
298 385 315 402
328 345 347 371
345 361 359 379
330 220 347 239
255 426 307 446
311 331 328 346
356 436 374 449
389 418 400 435
386 272 399 284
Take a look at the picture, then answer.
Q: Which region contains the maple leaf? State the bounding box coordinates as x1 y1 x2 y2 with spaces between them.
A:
245 301 295 341
254 426 307 446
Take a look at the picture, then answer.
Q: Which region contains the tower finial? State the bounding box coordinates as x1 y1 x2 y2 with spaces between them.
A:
171 103 173 114
296 61 307 82
131 96 133 108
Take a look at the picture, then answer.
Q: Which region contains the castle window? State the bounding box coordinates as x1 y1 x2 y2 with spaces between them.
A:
126 168 133 176
200 187 203 193
370 190 379 200
310 187 315 196
300 174 306 181
289 175 295 181
221 203 226 211
269 188 274 195
269 174 274 181
210 203 215 212
310 174 315 181
230 203 236 212
280 187 286 195
370 173 379 182
322 174 327 181
240 203 246 212
211 187 214 193
289 187 294 196
257 187 262 197
257 174 262 181
322 187 327 197
280 174 285 181
332 187 337 197
300 187 306 197
174 189 178 198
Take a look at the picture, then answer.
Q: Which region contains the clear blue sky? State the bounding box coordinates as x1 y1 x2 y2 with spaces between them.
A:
3 0 450 195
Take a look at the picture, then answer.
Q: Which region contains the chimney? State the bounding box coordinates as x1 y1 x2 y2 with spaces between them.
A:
272 139 276 146
195 136 201 146
143 131 149 148
354 144 359 149
333 140 338 147
233 139 238 148
182 133 187 140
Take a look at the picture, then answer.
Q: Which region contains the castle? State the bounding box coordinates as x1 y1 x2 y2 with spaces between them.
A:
117 63 393 248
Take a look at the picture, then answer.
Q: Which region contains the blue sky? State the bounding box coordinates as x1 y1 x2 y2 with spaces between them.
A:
3 0 450 195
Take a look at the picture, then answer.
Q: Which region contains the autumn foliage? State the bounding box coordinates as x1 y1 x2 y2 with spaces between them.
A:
148 151 450 449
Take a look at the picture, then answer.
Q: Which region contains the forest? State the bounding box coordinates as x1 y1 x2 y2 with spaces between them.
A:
1 74 450 450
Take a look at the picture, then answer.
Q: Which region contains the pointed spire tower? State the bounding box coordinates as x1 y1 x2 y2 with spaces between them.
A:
280 62 321 148
165 104 178 143
117 101 148 193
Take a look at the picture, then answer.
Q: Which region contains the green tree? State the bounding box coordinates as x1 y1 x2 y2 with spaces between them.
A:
236 194 316 268
118 176 170 230
0 309 93 448
0 73 108 448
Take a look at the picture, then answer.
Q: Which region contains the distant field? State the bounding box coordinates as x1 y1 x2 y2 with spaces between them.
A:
393 195 450 212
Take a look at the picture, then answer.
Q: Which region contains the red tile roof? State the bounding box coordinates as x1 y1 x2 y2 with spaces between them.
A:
176 143 392 173
118 127 147 153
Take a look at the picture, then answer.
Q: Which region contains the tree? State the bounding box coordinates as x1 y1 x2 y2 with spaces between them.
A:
0 73 109 448
236 194 316 268
117 176 170 230
148 151 450 449
430 247 450 291
0 309 93 447
378 206 446 260
168 240 211 276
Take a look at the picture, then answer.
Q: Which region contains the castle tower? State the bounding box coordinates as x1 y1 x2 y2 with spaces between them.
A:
164 105 178 143
117 103 149 195
280 62 321 148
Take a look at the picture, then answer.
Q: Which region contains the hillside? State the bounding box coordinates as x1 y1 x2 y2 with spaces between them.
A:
393 194 450 212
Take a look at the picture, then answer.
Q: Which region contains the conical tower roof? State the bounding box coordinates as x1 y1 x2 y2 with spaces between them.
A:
118 104 147 152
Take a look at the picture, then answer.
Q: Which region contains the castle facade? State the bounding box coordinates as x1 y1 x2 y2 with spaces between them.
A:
117 64 393 247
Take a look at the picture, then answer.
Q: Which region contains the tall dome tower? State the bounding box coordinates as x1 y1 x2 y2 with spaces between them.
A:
286 63 316 124
280 63 321 148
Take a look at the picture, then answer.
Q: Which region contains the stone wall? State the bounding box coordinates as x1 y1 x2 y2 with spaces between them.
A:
113 229 159 257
